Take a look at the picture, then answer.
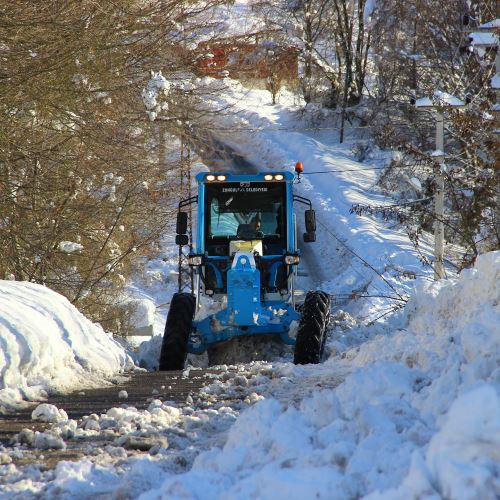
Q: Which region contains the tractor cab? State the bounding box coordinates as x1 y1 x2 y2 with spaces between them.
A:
163 169 329 368
201 175 289 298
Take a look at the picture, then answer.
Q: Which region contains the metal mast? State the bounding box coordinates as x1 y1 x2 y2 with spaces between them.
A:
177 132 194 293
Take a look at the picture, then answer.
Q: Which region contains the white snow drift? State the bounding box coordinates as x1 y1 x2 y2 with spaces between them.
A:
138 252 500 499
14 251 496 500
0 281 133 411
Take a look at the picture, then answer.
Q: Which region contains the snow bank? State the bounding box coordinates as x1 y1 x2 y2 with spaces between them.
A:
139 252 499 499
0 281 133 411
353 250 500 409
4 254 497 497
374 385 500 500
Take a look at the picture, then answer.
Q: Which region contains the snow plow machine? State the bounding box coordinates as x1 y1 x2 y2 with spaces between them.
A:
159 169 330 370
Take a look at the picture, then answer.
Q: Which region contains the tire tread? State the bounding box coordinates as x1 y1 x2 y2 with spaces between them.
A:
294 291 331 365
159 293 195 371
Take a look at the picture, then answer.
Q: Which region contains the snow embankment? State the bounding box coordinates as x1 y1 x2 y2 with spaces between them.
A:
140 251 499 499
0 281 133 411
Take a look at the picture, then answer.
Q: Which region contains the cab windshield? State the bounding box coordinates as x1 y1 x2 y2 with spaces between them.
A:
205 182 286 241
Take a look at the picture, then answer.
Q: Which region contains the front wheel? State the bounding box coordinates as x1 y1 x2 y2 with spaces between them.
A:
293 291 330 365
159 293 196 371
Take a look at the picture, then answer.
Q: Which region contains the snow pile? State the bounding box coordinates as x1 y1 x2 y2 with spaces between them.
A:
32 431 67 451
31 404 68 423
126 299 156 330
0 281 133 411
353 250 499 403
138 334 164 370
137 251 499 499
120 297 156 337
377 385 500 500
106 400 183 434
2 390 241 498
361 250 500 499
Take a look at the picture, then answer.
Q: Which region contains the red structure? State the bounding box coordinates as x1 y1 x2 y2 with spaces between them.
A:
195 38 299 83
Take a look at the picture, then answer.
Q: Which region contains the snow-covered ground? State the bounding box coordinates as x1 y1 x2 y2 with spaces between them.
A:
1 251 498 498
0 281 134 413
1 74 499 500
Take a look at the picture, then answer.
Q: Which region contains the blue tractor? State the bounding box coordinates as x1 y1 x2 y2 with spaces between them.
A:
159 170 330 369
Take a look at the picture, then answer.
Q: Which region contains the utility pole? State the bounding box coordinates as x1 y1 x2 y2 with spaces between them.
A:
415 91 466 280
434 112 445 280
466 14 500 243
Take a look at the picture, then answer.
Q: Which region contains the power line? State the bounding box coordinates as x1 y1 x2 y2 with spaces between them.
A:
298 152 473 175
206 123 411 132
302 166 387 174
316 219 407 302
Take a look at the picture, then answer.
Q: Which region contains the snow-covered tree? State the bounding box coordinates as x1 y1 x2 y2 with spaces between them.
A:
0 0 228 330
348 0 499 267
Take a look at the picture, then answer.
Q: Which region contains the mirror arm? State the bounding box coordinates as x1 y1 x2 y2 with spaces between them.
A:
292 194 312 210
179 195 198 210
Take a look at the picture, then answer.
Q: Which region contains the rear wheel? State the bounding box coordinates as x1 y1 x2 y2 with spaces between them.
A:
159 293 196 371
293 291 330 365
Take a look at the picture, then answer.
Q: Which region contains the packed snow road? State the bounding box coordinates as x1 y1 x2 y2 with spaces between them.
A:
0 359 348 498
0 369 230 468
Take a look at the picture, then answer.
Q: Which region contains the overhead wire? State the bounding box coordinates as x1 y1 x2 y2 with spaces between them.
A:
315 218 408 302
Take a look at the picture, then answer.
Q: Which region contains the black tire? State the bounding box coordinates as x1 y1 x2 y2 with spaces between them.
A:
159 293 196 371
293 291 330 365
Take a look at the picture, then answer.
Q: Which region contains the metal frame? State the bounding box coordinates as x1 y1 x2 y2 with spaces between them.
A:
177 139 195 293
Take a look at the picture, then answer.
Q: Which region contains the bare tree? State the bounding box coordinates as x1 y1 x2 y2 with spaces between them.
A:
253 0 370 108
364 0 500 264
0 0 228 330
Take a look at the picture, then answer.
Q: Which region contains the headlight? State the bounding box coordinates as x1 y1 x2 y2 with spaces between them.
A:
264 174 273 181
284 254 300 265
206 174 215 181
274 174 284 181
188 255 203 266
217 175 227 181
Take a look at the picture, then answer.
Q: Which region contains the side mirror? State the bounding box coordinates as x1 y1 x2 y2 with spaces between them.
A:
303 232 316 243
305 209 316 233
176 212 188 235
175 234 189 246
